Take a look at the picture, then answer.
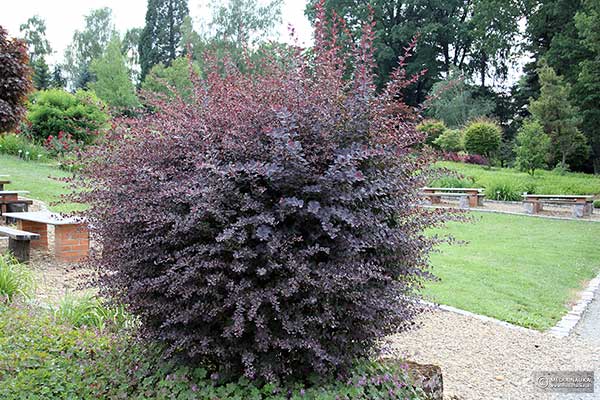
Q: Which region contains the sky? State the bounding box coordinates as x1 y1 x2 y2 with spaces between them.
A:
0 0 314 66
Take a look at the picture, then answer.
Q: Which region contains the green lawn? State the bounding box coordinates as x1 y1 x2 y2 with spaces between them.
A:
425 212 600 330
436 161 600 196
0 154 79 212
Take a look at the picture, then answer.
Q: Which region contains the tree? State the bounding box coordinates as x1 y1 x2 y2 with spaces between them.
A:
574 0 600 173
141 56 199 101
89 36 140 112
50 65 66 89
434 129 464 152
75 4 454 381
416 119 447 147
306 0 524 103
139 0 189 80
19 15 52 62
64 8 116 89
0 26 32 133
514 119 551 175
122 28 143 85
179 15 203 58
32 56 51 90
426 70 495 128
463 119 502 160
210 0 282 45
529 64 588 169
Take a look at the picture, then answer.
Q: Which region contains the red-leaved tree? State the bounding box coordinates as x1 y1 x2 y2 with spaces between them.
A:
74 2 454 381
0 26 32 133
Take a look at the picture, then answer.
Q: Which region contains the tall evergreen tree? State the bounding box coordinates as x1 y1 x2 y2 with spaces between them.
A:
32 56 51 90
574 0 600 173
89 36 140 112
529 64 588 169
50 65 66 89
139 0 189 81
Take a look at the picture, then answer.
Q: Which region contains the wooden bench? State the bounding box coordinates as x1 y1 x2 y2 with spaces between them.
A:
0 179 10 191
0 226 39 262
423 187 485 208
3 211 89 262
522 194 594 218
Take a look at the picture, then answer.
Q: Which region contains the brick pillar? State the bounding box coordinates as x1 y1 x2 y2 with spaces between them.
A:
17 220 48 249
54 224 89 262
468 195 479 207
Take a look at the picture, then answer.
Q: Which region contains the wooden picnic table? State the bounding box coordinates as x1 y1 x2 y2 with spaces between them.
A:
3 211 89 262
522 194 594 218
423 187 485 207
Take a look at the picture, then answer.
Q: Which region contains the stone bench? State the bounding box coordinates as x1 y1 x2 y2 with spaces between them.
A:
2 211 89 262
522 194 594 218
0 226 39 262
423 187 485 208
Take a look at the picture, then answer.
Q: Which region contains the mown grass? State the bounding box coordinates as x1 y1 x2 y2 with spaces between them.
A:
0 153 80 212
425 212 600 330
435 161 600 197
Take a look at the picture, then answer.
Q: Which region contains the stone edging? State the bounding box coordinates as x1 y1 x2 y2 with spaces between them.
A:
421 204 600 223
547 276 600 337
420 300 537 334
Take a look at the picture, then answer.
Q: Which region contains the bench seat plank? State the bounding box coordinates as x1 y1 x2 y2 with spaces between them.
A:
0 226 40 240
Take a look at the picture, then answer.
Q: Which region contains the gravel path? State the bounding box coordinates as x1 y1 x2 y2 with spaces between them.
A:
573 287 600 342
383 309 600 400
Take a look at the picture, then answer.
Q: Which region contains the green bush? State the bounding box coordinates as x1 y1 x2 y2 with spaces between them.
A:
0 254 34 303
463 119 502 159
433 129 463 152
0 133 48 161
416 119 447 147
487 181 523 201
27 89 109 144
594 200 600 209
52 293 132 331
0 304 425 399
431 176 472 188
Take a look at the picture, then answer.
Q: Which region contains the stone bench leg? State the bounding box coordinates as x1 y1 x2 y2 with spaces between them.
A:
429 195 441 204
8 238 31 263
16 220 48 249
55 224 89 262
523 201 542 214
571 204 591 218
459 195 470 209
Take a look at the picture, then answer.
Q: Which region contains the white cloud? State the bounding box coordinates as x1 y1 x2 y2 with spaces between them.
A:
0 0 313 66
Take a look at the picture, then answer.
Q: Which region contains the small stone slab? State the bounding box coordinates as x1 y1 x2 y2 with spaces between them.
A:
2 211 85 226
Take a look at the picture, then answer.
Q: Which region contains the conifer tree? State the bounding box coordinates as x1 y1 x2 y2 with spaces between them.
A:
89 36 140 112
139 0 189 80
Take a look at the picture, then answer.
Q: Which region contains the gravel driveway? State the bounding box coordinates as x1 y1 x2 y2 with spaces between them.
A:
384 309 600 400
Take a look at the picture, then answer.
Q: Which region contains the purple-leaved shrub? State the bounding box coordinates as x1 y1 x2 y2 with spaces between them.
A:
74 1 454 382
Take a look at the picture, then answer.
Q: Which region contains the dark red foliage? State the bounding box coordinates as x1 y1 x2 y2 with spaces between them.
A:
0 26 32 133
74 1 454 381
442 151 489 166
